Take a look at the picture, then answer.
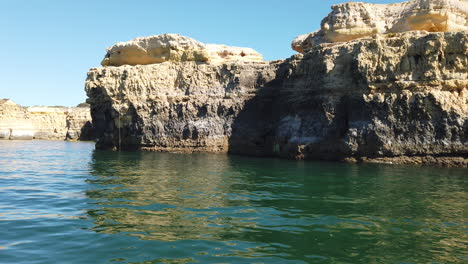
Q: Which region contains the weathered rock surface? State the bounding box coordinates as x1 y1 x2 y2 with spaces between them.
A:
86 61 278 151
293 0 468 53
101 34 263 67
0 99 34 140
205 44 263 63
0 99 95 141
86 29 467 166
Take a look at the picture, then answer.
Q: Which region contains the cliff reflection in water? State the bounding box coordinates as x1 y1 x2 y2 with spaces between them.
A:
86 150 467 263
87 151 257 241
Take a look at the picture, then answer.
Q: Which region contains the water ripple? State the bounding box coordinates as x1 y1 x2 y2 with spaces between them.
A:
0 141 466 263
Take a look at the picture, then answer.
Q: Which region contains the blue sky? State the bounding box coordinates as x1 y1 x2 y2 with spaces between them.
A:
0 0 402 106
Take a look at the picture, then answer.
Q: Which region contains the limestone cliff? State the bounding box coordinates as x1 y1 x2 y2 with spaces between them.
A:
86 61 278 151
274 31 467 165
292 0 467 53
101 34 263 67
85 1 467 167
0 100 94 141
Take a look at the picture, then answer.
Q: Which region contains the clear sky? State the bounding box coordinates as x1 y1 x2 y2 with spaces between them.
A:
0 0 402 106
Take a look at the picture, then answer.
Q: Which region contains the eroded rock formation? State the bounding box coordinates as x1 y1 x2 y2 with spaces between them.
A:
86 61 278 151
86 0 467 167
101 34 263 66
293 0 468 53
0 100 95 140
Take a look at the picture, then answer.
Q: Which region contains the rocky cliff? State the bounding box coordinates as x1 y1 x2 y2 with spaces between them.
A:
292 0 467 52
85 0 467 167
0 99 94 141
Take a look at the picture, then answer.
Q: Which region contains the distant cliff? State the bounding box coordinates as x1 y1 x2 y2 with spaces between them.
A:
0 99 94 141
85 0 467 167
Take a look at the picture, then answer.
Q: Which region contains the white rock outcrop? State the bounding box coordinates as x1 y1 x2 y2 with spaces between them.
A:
205 44 263 63
0 100 94 140
0 100 33 140
293 0 468 52
101 34 263 66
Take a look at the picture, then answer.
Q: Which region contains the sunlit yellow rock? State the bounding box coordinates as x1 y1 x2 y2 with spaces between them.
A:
101 34 263 66
293 0 468 53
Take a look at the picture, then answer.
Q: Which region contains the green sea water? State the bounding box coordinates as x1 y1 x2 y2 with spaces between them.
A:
0 140 466 264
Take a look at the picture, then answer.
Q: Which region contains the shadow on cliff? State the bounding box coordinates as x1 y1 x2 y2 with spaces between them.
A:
78 121 96 141
226 68 283 157
233 35 468 161
91 98 144 150
227 51 362 161
229 48 367 160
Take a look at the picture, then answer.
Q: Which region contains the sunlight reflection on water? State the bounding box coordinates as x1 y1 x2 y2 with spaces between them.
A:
0 140 466 263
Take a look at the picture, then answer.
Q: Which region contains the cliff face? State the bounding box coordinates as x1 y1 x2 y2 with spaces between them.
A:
85 0 467 166
0 100 94 141
86 31 467 165
269 31 467 163
86 61 278 151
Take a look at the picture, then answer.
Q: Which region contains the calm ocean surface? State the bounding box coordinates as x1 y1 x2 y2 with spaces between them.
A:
0 140 466 264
